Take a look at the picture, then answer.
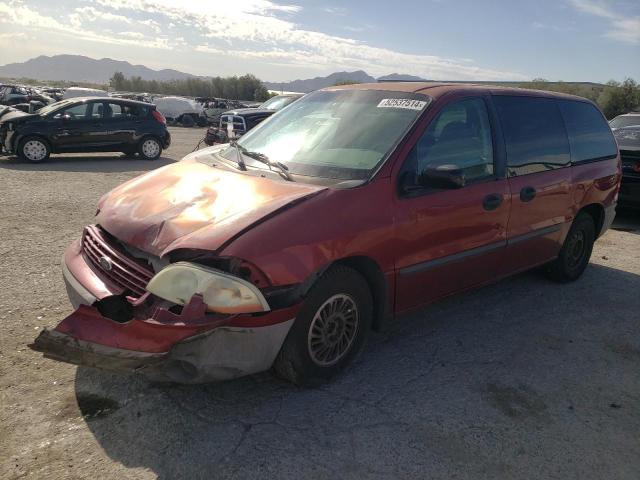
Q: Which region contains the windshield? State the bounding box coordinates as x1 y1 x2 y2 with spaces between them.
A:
260 95 300 111
37 99 75 116
221 89 431 181
610 116 640 129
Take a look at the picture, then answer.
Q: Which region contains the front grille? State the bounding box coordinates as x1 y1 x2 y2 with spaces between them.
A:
219 115 246 135
82 225 154 297
621 150 640 176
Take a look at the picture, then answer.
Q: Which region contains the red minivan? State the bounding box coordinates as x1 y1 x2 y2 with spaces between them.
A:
31 83 621 385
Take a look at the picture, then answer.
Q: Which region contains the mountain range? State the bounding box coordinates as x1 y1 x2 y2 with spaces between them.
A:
0 55 430 91
0 55 195 84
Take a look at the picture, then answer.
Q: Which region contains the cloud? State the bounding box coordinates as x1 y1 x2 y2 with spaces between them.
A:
0 1 172 50
96 0 527 80
0 0 527 80
568 0 640 44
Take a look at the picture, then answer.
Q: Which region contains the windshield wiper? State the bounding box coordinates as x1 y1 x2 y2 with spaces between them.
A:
229 140 247 171
235 144 293 181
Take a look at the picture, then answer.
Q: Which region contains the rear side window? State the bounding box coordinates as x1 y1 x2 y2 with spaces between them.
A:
493 96 570 176
557 100 617 163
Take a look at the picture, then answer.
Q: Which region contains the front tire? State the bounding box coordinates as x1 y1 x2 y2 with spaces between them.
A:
18 136 50 163
138 136 162 160
545 213 595 282
274 266 372 386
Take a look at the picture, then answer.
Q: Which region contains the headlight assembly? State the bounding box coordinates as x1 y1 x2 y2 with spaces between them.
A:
146 262 270 314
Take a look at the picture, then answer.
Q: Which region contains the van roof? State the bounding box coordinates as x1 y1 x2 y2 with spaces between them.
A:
324 82 591 103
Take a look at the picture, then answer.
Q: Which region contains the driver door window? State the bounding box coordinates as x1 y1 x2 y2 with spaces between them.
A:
402 97 495 189
54 104 89 121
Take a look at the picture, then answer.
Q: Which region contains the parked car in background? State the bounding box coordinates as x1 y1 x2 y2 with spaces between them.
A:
609 113 640 131
153 95 205 127
0 97 170 162
30 84 620 386
62 87 109 99
204 93 303 145
613 123 640 208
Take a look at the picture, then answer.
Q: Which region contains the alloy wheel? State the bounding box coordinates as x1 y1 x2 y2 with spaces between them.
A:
23 140 47 162
141 139 160 158
307 293 359 366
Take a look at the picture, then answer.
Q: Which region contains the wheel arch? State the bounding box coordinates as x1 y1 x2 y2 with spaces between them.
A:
17 133 52 152
578 203 605 238
325 256 390 332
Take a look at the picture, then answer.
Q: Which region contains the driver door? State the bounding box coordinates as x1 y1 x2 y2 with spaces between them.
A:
394 96 511 312
51 102 102 152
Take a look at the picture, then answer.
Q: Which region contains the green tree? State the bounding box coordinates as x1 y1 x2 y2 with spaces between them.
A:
110 71 126 91
597 78 640 119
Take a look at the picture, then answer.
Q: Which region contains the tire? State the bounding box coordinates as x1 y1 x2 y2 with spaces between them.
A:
18 136 50 163
545 213 595 282
138 136 162 160
273 266 372 386
181 115 195 127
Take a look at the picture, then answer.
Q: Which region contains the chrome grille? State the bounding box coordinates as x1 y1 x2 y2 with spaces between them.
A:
219 115 246 135
81 225 153 297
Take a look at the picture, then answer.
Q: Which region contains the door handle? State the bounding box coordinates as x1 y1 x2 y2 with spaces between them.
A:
482 193 503 211
520 186 537 202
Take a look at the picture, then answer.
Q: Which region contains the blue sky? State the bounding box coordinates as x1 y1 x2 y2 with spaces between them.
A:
0 0 638 82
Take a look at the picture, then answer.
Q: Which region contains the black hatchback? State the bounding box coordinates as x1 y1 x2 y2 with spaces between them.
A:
0 97 171 162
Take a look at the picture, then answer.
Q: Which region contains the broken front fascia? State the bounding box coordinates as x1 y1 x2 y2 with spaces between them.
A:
30 296 300 383
29 238 302 383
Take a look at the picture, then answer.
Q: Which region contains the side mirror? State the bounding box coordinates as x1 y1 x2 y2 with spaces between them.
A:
418 164 465 189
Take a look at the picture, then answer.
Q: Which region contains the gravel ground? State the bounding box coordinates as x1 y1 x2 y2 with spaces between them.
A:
1 127 639 479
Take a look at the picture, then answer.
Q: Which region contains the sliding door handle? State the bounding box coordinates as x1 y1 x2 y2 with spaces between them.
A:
520 186 537 202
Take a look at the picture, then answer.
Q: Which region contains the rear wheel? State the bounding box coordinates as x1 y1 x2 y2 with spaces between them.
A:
18 136 50 163
274 266 372 386
138 136 162 160
545 213 595 282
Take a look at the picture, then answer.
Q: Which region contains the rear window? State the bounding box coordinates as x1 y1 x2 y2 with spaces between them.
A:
558 100 617 163
493 96 570 176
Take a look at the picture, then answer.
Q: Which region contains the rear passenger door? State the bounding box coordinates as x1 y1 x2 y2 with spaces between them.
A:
100 102 136 149
492 95 573 275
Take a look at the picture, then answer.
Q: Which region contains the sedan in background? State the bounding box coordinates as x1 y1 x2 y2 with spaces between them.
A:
0 97 170 162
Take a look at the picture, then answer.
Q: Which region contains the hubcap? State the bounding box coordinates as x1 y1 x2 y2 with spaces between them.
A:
23 140 47 161
307 294 359 366
142 139 160 158
567 230 586 268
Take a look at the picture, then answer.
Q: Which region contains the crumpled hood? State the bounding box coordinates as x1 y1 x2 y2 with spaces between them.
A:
96 159 326 257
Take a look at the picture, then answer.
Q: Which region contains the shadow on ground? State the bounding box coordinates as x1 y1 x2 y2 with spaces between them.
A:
73 264 640 479
0 154 174 173
612 208 640 234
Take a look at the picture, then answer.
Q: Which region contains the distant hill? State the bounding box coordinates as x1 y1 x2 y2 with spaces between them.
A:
378 73 429 82
0 55 195 83
264 70 377 93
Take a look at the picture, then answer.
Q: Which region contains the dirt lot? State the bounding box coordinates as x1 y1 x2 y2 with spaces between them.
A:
1 127 639 479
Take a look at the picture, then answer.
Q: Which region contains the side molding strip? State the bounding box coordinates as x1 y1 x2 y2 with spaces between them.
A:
398 223 563 277
399 240 505 276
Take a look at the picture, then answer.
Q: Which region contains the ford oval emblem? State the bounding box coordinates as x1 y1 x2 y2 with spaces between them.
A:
99 256 113 271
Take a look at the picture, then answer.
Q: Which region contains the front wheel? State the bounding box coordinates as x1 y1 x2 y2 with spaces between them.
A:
273 266 372 386
545 213 595 282
138 137 162 160
19 136 50 163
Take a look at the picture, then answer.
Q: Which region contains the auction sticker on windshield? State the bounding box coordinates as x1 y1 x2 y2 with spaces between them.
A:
377 98 428 110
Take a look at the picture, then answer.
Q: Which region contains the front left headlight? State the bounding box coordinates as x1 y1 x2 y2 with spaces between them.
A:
146 262 270 314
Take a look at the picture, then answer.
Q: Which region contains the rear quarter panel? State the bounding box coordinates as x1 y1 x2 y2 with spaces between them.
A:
570 156 621 235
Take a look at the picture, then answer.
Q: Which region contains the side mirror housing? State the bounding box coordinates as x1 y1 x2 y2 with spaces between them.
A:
418 164 465 189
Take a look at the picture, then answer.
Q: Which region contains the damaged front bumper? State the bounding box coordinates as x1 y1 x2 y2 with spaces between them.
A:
30 306 296 383
30 240 300 383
